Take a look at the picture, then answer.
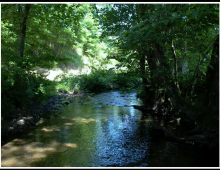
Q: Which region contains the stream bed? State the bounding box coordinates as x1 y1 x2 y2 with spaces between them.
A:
1 91 215 167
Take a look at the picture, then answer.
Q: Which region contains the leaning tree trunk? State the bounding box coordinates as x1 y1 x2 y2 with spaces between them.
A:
197 34 219 130
145 49 160 110
18 4 31 58
162 35 219 131
136 4 159 109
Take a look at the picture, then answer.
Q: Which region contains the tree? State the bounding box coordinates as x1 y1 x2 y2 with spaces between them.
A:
1 3 108 117
18 4 31 58
98 4 219 130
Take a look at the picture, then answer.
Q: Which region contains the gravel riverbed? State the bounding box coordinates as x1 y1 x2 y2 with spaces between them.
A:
1 92 86 146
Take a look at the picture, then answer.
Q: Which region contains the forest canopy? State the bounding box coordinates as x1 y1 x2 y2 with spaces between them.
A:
1 4 219 132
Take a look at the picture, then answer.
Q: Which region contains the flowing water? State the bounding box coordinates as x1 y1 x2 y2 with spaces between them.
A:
1 91 214 167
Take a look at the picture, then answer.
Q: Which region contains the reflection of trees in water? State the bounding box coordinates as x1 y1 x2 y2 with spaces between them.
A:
92 104 149 166
2 91 204 167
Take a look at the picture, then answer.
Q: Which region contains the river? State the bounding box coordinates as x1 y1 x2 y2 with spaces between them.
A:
1 91 213 167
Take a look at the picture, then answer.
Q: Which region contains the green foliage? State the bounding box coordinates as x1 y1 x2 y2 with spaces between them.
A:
98 4 219 130
1 4 111 118
1 62 57 118
55 69 141 93
1 4 106 71
1 3 218 132
100 4 218 96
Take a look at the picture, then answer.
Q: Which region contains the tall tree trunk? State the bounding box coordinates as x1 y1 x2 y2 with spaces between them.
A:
197 35 219 130
202 34 219 108
18 4 31 58
136 4 148 85
136 4 147 88
140 54 147 85
164 35 219 130
136 4 156 108
171 40 181 95
145 49 159 109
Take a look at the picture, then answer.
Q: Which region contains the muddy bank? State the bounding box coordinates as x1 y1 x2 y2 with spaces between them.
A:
1 92 87 146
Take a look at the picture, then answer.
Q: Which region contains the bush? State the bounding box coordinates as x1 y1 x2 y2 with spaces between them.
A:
1 63 56 118
56 69 142 93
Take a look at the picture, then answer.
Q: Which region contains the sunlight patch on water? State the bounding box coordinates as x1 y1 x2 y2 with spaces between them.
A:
71 117 96 123
41 126 60 132
64 122 74 126
63 143 77 148
1 91 211 167
2 140 59 167
1 139 79 167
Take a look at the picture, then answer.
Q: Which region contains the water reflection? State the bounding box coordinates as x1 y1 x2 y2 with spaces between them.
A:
1 91 207 167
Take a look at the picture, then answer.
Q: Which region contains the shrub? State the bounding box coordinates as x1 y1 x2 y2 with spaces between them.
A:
56 69 142 93
1 63 56 118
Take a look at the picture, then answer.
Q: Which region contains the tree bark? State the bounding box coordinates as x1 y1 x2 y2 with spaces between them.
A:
203 34 219 107
18 4 31 58
171 40 181 95
140 54 147 84
165 35 219 130
196 34 219 130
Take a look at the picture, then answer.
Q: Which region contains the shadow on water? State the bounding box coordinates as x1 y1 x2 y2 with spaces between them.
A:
1 91 219 167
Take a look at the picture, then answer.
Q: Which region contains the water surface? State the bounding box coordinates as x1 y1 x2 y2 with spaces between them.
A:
1 91 212 167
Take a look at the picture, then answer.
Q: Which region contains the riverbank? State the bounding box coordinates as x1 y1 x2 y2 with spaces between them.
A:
1 92 87 146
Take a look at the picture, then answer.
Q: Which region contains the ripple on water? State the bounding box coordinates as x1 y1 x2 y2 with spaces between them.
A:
1 91 210 167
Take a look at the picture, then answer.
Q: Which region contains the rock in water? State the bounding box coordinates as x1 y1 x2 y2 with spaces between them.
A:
17 119 25 125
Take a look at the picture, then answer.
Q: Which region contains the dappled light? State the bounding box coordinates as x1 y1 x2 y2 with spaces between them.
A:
64 123 74 126
3 91 214 167
1 3 219 167
2 91 150 167
71 117 96 124
1 138 78 167
63 143 77 148
46 68 91 81
41 126 60 132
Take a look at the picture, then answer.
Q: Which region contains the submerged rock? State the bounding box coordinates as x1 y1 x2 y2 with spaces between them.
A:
17 119 25 126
